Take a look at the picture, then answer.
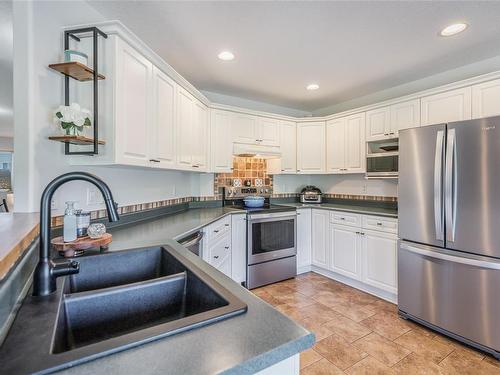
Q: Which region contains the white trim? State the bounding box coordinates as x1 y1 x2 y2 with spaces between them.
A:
297 265 312 275
311 265 398 304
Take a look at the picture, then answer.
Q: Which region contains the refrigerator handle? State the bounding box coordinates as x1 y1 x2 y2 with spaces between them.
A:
445 128 457 242
434 130 445 241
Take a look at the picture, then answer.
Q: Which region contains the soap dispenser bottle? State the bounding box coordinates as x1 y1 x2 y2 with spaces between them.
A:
63 201 77 242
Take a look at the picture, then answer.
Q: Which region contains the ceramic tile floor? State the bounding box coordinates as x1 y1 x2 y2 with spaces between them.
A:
252 272 500 375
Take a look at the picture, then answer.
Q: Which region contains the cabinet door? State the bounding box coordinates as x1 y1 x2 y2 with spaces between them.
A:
207 234 232 277
362 230 397 293
231 214 247 283
279 120 297 173
297 122 326 174
258 117 280 146
421 87 472 126
311 209 329 268
366 107 390 141
192 100 209 171
326 118 345 172
233 113 258 144
210 110 233 173
176 86 194 169
390 99 420 135
344 113 365 172
472 79 500 119
330 225 361 280
151 66 176 168
115 40 152 166
296 208 312 272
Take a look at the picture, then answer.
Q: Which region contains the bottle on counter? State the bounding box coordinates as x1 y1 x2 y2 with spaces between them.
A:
75 210 91 237
63 201 77 242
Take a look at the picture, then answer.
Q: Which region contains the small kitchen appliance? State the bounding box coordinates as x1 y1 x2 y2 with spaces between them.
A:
299 186 323 203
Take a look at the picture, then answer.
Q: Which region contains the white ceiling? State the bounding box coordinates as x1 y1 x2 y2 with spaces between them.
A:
88 1 500 112
0 0 13 137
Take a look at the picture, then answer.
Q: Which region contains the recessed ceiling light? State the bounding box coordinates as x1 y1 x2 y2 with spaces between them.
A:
306 83 319 91
218 51 235 61
440 23 468 37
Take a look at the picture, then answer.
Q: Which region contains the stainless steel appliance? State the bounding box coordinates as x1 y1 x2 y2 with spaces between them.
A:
398 116 500 359
178 231 204 257
247 210 297 289
300 185 323 203
223 187 297 289
365 139 398 179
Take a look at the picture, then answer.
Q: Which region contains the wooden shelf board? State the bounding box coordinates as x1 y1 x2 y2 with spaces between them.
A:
48 135 105 145
48 62 105 81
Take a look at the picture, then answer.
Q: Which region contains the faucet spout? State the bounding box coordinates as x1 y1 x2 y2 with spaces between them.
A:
33 172 119 297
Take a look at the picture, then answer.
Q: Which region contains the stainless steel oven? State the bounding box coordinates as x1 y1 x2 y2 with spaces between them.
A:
247 211 297 289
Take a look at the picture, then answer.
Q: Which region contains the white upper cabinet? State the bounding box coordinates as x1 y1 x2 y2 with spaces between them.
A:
366 107 390 141
366 99 420 141
326 118 345 172
257 117 280 146
192 101 209 171
232 114 258 144
150 66 176 168
472 78 500 119
297 121 326 174
232 114 279 146
176 86 209 171
421 87 472 126
326 113 365 173
390 98 420 134
279 120 297 173
176 86 195 170
115 38 152 167
210 110 233 173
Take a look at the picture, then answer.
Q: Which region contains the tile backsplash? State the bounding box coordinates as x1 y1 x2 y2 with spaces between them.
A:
214 157 273 199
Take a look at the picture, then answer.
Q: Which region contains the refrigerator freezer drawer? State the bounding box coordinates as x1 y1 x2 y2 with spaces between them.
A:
398 241 500 354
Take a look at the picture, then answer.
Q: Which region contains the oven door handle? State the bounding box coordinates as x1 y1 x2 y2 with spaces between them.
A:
248 212 297 220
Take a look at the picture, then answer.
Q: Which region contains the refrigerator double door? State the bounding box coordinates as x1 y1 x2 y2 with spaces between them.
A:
399 116 500 258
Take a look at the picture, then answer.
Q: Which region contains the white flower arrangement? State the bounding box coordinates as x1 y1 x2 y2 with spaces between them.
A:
54 103 91 136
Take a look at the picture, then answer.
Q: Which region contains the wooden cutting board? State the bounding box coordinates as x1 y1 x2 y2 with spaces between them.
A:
51 233 112 257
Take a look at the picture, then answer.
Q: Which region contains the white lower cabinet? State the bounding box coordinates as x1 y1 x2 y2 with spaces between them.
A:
296 208 312 273
231 213 247 284
203 217 232 278
330 225 362 280
361 230 397 294
308 209 398 300
311 209 329 268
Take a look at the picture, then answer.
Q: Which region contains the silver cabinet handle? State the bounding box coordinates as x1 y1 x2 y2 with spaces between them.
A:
224 223 229 227
445 128 457 242
340 217 345 220
434 130 445 241
224 246 229 249
214 229 219 233
149 159 160 163
376 222 383 226
400 242 500 270
214 255 219 259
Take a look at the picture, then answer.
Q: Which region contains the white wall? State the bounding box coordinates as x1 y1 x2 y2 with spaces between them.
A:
12 0 203 214
273 174 397 197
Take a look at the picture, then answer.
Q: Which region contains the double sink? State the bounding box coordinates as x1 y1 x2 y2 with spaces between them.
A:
1 244 247 374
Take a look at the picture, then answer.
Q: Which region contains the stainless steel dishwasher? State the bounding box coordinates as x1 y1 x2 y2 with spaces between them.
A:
178 231 204 257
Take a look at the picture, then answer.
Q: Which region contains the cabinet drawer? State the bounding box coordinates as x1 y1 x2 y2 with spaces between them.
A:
330 211 361 227
208 234 231 265
206 216 231 241
362 215 398 234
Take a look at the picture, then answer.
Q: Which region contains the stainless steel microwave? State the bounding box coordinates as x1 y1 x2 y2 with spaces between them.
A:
365 140 398 179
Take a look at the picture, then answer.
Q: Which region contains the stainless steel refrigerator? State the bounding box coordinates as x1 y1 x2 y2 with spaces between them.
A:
398 116 500 359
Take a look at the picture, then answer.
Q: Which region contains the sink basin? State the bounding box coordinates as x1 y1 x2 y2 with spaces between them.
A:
0 244 247 375
66 246 181 293
51 246 246 355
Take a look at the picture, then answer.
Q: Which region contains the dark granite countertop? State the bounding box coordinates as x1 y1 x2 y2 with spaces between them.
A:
106 207 242 252
278 202 398 218
55 239 314 375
